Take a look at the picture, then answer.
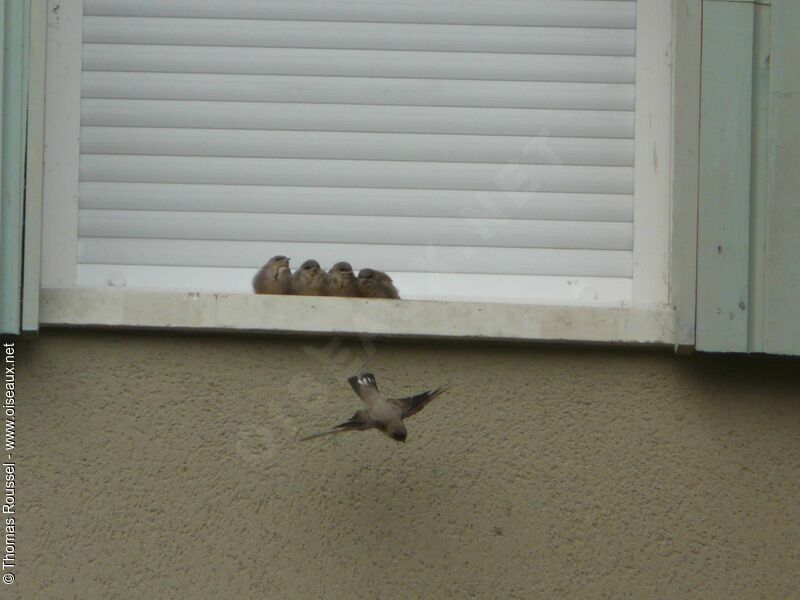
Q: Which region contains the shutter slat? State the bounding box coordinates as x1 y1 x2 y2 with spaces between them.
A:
83 45 635 83
81 128 634 167
83 0 636 28
84 18 635 56
80 155 634 194
79 183 634 222
82 73 635 111
81 100 634 138
77 265 632 305
78 210 633 251
78 238 633 278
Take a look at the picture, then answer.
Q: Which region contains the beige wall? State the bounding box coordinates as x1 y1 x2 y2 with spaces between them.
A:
15 331 800 598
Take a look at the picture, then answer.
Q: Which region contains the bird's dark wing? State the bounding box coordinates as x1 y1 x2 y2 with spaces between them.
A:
389 386 447 419
347 373 381 408
300 410 374 441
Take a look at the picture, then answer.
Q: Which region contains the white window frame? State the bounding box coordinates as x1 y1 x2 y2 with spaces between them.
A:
38 0 681 345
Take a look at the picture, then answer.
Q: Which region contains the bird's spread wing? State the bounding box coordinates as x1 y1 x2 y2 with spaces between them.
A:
347 373 382 409
389 386 447 419
300 410 373 441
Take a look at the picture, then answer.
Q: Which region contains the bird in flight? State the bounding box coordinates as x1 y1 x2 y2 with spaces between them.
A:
301 373 446 443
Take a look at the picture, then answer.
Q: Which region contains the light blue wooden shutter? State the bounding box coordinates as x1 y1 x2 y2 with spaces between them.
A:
761 0 800 355
696 0 800 355
0 1 28 334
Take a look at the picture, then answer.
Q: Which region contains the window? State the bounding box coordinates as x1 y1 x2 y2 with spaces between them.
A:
40 0 677 343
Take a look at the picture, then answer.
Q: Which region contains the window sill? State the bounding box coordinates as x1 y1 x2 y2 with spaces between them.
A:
39 288 677 346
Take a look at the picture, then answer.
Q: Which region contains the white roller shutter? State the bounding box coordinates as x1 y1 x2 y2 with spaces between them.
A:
77 0 637 304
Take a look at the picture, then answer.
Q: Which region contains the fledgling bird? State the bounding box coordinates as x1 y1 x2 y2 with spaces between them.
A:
290 259 328 296
252 255 291 294
301 373 446 443
357 268 400 299
326 261 360 297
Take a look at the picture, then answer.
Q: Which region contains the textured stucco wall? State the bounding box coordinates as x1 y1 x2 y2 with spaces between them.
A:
12 330 800 599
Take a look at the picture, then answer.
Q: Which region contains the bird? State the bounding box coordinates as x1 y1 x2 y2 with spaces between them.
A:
290 259 328 296
357 268 400 299
301 373 446 443
326 261 360 297
252 255 291 294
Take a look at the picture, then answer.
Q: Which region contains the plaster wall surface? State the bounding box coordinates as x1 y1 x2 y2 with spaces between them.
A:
11 331 800 599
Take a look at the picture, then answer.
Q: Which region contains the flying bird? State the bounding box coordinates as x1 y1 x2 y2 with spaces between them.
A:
357 268 400 299
301 373 446 443
252 255 291 294
290 259 328 296
326 261 360 297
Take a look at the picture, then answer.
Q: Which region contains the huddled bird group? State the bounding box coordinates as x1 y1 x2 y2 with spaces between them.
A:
252 255 400 299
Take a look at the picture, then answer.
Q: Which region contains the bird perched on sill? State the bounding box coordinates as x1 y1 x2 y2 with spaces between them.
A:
252 255 291 295
326 261 360 297
290 259 328 296
357 268 400 299
301 373 447 443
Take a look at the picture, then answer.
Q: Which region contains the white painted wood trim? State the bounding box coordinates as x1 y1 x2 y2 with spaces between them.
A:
670 0 702 349
41 0 82 287
22 0 48 331
632 0 673 305
39 288 678 346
